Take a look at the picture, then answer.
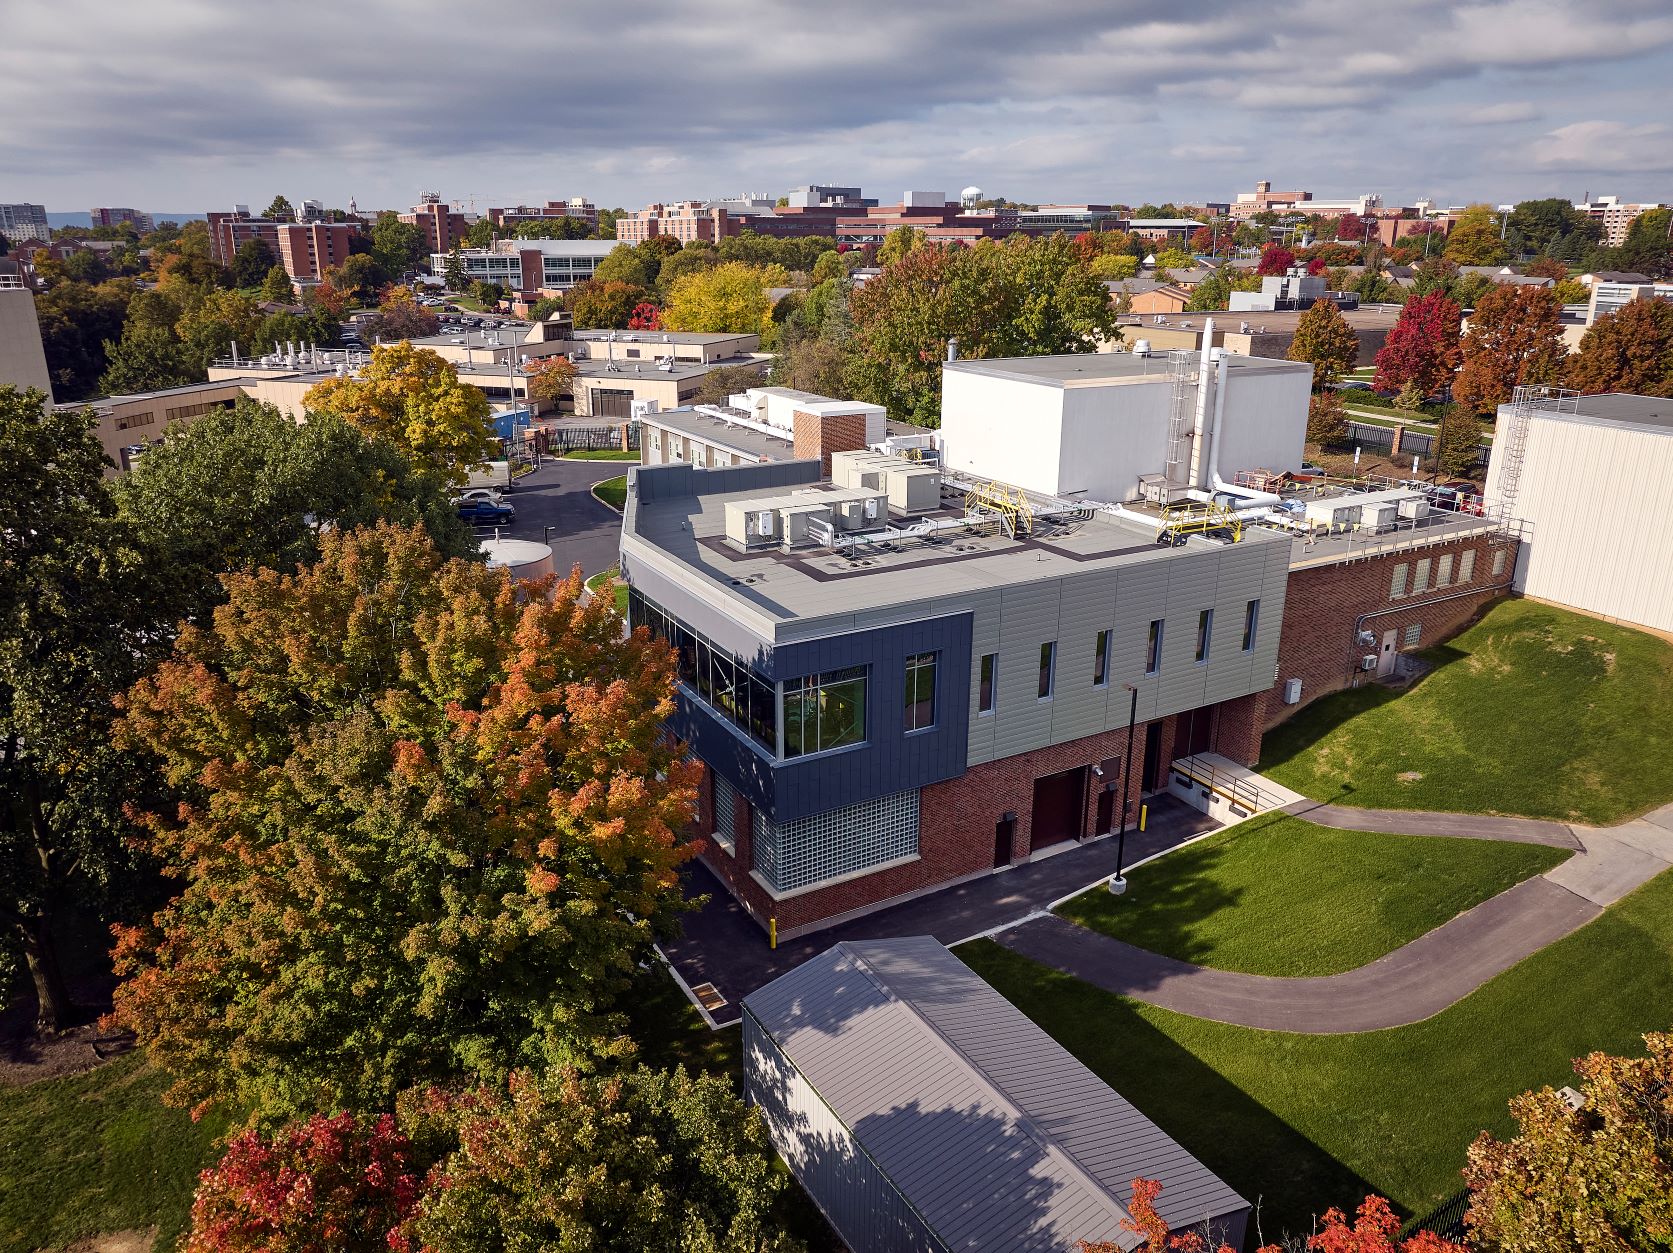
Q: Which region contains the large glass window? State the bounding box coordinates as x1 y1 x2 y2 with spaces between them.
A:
628 588 776 753
903 652 937 732
1038 642 1056 699
1195 609 1213 663
783 666 868 758
1146 619 1164 675
978 653 996 715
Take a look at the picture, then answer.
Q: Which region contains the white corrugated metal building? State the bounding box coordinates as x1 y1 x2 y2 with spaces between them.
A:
1485 392 1673 635
743 936 1249 1252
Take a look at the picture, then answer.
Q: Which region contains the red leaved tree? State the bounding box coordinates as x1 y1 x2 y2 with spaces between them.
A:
1372 292 1463 399
628 301 664 330
1309 1197 1462 1253
184 1113 423 1252
1453 285 1566 414
1257 245 1296 276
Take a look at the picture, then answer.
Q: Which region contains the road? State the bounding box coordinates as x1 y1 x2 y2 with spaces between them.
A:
469 456 630 580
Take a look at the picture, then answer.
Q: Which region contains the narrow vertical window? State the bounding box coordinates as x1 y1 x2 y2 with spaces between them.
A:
1390 562 1409 599
978 653 996 714
1038 642 1056 699
1195 609 1213 663
1093 630 1111 687
1458 550 1476 584
903 652 937 732
1492 549 1506 577
1145 620 1164 675
1242 599 1260 652
1414 557 1431 592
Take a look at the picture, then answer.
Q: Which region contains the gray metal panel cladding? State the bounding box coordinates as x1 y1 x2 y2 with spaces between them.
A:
744 937 1248 1249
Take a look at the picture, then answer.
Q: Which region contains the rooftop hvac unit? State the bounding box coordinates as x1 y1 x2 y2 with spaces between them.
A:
1360 654 1378 672
1356 629 1376 646
1283 677 1303 705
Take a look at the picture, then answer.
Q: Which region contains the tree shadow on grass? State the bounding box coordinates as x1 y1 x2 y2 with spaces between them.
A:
1057 833 1247 968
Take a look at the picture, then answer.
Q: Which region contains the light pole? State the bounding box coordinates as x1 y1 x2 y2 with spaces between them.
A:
1110 682 1139 894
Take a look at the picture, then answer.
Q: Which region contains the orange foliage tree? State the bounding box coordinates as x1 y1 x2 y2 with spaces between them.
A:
112 522 701 1121
1452 285 1566 414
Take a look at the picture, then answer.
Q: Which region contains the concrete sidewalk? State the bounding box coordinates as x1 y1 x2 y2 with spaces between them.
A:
992 799 1673 1033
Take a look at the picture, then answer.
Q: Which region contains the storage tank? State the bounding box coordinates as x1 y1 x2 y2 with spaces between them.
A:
479 537 555 582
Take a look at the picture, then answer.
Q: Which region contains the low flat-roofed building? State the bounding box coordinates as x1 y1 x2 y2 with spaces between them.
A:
428 239 619 294
1117 304 1403 367
67 378 251 472
745 936 1249 1253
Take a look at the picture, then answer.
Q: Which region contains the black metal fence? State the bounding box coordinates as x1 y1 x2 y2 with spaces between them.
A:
1345 420 1395 452
539 422 640 454
1340 421 1490 468
1406 1188 1470 1241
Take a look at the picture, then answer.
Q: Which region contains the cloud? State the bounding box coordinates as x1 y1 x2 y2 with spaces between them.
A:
2 0 1671 209
1533 120 1673 172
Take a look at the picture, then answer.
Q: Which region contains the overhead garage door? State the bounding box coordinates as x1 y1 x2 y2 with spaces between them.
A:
1030 766 1086 852
593 387 634 418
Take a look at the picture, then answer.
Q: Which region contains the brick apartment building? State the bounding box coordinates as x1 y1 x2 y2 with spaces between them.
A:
208 208 363 281
90 207 154 232
618 345 1521 940
487 198 598 231
400 193 470 255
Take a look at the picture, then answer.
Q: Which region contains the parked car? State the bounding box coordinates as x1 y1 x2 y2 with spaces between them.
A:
457 499 516 524
454 487 506 506
1335 380 1373 391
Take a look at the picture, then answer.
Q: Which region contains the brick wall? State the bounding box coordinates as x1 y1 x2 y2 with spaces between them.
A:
1264 532 1519 731
792 409 870 472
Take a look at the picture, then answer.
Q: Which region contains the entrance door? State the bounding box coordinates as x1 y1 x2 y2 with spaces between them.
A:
993 815 1016 869
1030 767 1086 852
1141 723 1163 794
1095 787 1115 836
1377 628 1398 677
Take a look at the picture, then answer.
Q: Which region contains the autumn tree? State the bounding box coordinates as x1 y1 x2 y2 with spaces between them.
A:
878 224 925 267
1453 285 1566 414
1465 1031 1673 1252
524 353 580 410
183 1113 424 1253
1567 298 1673 397
113 523 701 1120
362 284 441 343
1443 204 1508 266
1090 253 1140 281
1307 389 1350 446
1287 298 1359 389
690 362 767 407
1372 292 1462 400
565 278 654 330
303 342 497 488
628 301 663 330
663 261 771 336
1257 244 1296 276
406 1067 799 1252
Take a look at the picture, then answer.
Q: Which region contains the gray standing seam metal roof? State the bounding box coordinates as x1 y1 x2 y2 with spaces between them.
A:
744 937 1247 1250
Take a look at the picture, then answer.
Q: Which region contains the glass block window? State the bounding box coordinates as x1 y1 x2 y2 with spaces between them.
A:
1436 554 1454 587
711 774 737 856
752 789 920 892
1413 557 1431 593
783 666 867 758
1391 563 1409 599
1459 550 1476 584
1404 623 1422 646
1493 549 1506 577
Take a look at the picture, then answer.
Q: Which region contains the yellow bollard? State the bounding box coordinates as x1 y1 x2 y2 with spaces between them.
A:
769 917 777 950
1139 804 1148 832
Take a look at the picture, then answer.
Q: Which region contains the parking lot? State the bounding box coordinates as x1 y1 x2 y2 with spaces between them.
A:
460 455 629 580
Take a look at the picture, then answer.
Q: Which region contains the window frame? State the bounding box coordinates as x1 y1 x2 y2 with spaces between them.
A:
1145 619 1164 676
1242 599 1260 653
1038 641 1056 701
1195 608 1213 664
978 653 996 715
1093 630 1111 688
903 651 938 733
782 665 869 760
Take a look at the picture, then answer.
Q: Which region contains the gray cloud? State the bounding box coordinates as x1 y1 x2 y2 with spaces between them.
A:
3 0 1670 212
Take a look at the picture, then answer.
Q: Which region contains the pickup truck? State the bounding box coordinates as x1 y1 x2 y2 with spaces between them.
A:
457 499 516 524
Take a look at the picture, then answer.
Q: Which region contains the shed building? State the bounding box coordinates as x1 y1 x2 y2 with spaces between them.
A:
1485 390 1673 635
743 936 1249 1252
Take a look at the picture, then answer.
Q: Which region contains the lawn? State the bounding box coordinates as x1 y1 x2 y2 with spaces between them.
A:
593 474 628 511
1260 598 1673 825
959 866 1673 1240
584 566 629 616
563 448 640 461
1058 814 1567 976
0 1052 230 1253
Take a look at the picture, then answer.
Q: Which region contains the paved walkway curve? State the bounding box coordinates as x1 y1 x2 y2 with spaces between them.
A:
994 801 1673 1034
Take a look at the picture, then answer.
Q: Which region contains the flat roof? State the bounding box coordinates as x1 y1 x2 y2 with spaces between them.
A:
576 358 753 382
945 351 1309 388
1527 392 1673 434
745 938 1245 1247
572 330 752 344
1141 306 1404 333
626 461 1286 631
644 406 790 460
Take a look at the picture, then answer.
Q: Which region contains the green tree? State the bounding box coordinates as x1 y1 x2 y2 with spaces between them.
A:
655 245 720 298
1152 246 1195 270
877 224 924 267
1089 253 1139 281
113 522 702 1119
258 264 295 303
98 323 199 394
1434 408 1486 476
1443 204 1508 266
470 280 505 308
262 195 294 221
1567 298 1673 397
33 279 132 399
1454 285 1566 414
230 237 278 288
1184 266 1262 312
175 288 263 372
1592 208 1673 279
811 250 845 284
690 362 767 407
566 279 653 330
593 244 656 289
512 216 590 240
409 1067 799 1252
371 215 429 280
443 247 467 292
329 253 385 306
302 342 498 487
1506 199 1600 258
1286 298 1360 389
0 390 156 1031
464 219 499 249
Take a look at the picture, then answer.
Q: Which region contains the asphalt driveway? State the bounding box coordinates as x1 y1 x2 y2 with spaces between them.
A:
466 456 631 579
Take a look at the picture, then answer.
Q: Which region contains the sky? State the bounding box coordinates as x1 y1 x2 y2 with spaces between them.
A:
4 0 1672 217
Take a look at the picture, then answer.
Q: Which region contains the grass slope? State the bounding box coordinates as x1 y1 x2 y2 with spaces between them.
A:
593 474 628 511
1260 599 1673 824
1059 814 1566 976
961 867 1673 1239
0 1052 229 1253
